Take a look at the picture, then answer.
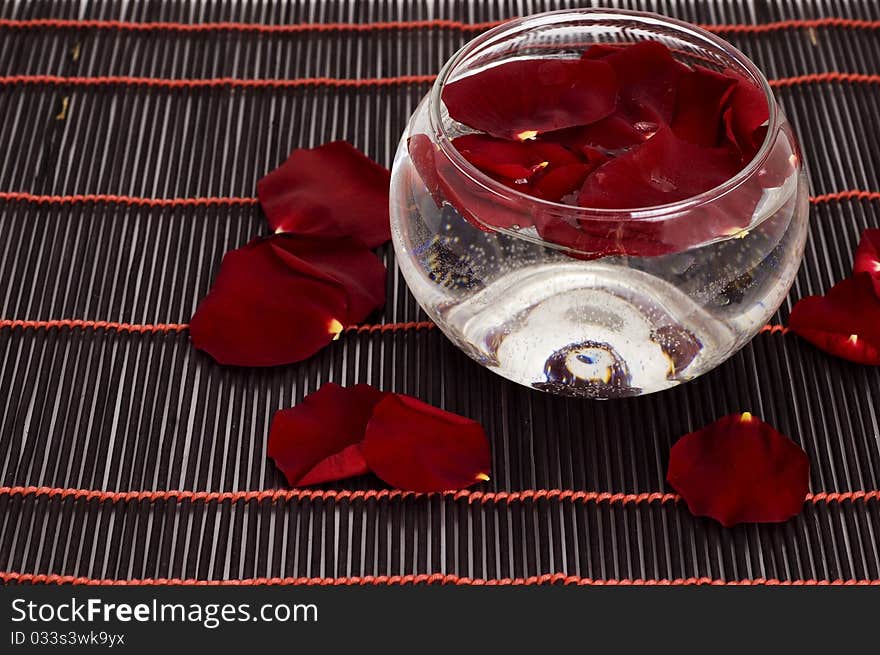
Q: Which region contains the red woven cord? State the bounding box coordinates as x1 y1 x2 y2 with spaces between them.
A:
0 319 436 334
1 319 790 335
810 190 880 204
0 485 875 507
0 571 876 586
0 74 437 89
0 16 877 36
0 189 874 210
0 191 258 207
0 71 874 90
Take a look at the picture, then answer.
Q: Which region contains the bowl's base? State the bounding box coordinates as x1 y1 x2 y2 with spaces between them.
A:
436 261 740 398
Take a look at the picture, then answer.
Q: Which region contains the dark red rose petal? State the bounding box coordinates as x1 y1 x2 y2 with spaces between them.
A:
667 413 810 527
451 134 580 182
190 236 351 366
362 394 491 492
441 58 618 140
578 127 741 209
409 133 534 231
583 40 690 124
256 141 391 248
788 273 880 365
853 229 880 297
533 163 595 202
722 72 769 158
268 383 386 486
671 65 737 147
270 234 386 323
542 115 649 153
191 233 386 366
581 43 623 60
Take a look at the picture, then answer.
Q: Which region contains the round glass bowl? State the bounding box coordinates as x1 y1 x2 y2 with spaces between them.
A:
390 9 808 399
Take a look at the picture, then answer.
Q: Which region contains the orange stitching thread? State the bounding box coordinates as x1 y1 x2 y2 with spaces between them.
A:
0 191 258 207
810 190 880 204
0 17 506 34
708 17 880 34
0 71 874 90
769 72 880 88
0 319 189 333
0 319 436 335
0 485 876 507
2 320 793 336
759 324 790 335
0 571 876 586
344 321 436 334
0 190 876 209
0 16 878 36
0 74 437 89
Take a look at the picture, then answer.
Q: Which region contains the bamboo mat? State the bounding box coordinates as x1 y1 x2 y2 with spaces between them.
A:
0 0 878 585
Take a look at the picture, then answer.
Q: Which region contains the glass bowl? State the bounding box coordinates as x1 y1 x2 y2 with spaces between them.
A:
389 9 808 399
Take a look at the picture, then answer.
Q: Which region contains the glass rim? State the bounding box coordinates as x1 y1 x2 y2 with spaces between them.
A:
426 8 780 224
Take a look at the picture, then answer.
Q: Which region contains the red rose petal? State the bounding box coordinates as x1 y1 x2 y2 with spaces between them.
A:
190 234 385 366
581 43 623 60
268 383 386 486
441 58 618 140
722 72 769 157
853 229 880 297
270 234 386 323
408 133 534 231
533 163 595 202
788 273 880 365
190 236 349 366
667 413 810 527
451 134 580 182
256 141 391 248
542 115 648 153
671 65 737 146
362 394 491 492
583 40 690 124
578 127 741 208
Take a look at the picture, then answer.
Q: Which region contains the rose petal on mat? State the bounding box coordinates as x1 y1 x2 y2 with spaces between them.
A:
853 228 880 297
578 127 741 208
270 234 386 323
362 394 491 492
268 383 387 486
788 273 880 365
722 72 769 157
583 40 690 124
441 58 618 140
452 134 580 181
667 413 810 527
257 141 391 248
190 236 351 366
671 65 737 146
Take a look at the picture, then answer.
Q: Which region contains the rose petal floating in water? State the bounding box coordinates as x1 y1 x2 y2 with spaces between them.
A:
577 127 741 208
451 134 580 182
582 40 690 125
667 412 810 527
442 57 618 140
671 65 737 147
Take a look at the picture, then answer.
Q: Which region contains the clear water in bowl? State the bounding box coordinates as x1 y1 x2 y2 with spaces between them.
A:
391 150 808 398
